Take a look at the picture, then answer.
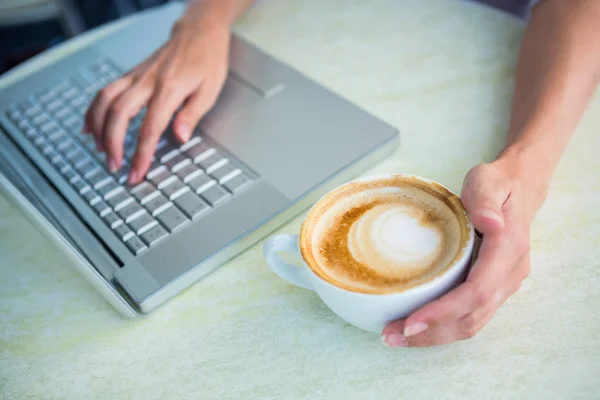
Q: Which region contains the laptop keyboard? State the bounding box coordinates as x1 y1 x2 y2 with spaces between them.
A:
3 60 254 255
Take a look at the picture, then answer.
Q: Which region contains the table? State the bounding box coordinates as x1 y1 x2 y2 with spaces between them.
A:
2 1 599 398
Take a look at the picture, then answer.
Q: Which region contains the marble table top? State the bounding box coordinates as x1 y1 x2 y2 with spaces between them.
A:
1 1 599 399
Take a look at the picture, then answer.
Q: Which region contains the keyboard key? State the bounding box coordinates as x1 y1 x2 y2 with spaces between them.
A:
210 163 241 184
149 168 172 188
198 152 228 174
73 179 89 195
92 200 110 217
76 160 97 177
185 142 215 163
46 99 63 113
102 211 122 230
200 184 230 206
54 159 70 174
158 148 179 163
48 130 68 145
176 163 202 183
32 113 50 127
62 168 78 184
23 104 42 117
161 178 189 200
144 194 171 216
164 153 190 172
92 175 113 190
33 136 47 149
146 162 164 179
156 206 189 233
113 166 130 184
128 212 158 235
179 136 202 151
107 191 133 210
188 173 215 194
223 173 252 193
175 192 209 220
57 140 77 154
140 224 168 247
114 223 134 242
117 201 144 223
99 182 122 199
42 148 59 162
68 151 89 167
125 235 146 255
131 181 158 204
82 188 101 205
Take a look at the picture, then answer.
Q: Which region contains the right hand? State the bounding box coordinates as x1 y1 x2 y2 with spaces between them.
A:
84 18 231 184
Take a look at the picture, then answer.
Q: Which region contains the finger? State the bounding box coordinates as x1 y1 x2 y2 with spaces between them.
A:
400 233 518 338
85 77 131 151
461 165 509 234
383 299 499 348
409 306 497 347
102 83 152 172
172 81 222 143
128 79 190 183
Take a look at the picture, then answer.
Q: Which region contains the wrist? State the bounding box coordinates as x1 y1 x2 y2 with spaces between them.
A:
172 3 232 37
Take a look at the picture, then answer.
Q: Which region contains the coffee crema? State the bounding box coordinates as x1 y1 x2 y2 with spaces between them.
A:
300 176 471 294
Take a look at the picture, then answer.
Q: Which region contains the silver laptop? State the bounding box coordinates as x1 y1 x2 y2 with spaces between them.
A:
0 3 398 317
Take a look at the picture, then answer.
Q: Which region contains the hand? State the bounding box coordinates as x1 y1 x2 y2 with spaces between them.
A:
382 161 538 347
84 18 230 184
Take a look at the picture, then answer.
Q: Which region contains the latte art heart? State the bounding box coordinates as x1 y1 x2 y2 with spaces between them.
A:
349 205 444 270
300 176 471 294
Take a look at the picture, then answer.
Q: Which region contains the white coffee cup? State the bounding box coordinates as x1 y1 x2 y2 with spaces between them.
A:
263 174 475 333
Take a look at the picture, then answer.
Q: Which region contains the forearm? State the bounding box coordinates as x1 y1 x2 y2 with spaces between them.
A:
496 0 600 209
177 0 255 30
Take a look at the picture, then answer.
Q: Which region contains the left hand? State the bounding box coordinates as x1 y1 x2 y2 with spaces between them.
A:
382 161 537 347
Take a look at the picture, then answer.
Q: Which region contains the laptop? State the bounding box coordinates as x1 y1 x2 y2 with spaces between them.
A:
0 3 399 317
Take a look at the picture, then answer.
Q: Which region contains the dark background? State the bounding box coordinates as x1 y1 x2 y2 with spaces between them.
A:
0 0 175 73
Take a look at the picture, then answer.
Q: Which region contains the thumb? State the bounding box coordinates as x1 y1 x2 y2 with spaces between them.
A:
461 164 508 234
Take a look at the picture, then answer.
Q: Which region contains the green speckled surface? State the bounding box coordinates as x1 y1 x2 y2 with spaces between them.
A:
1 1 599 399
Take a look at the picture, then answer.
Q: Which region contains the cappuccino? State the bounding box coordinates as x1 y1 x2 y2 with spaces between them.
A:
300 176 471 294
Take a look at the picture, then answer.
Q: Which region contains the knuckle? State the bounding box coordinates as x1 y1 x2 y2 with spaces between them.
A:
108 100 126 116
470 282 493 308
157 74 177 92
461 314 481 340
516 238 531 256
99 84 118 101
463 327 480 340
518 261 531 282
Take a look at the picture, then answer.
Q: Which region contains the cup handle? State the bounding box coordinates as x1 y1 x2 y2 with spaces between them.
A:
263 234 314 291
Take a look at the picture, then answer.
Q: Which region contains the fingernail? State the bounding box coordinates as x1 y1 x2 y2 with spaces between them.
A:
479 209 502 223
108 157 117 173
404 322 428 337
128 171 138 184
382 333 408 347
177 123 191 142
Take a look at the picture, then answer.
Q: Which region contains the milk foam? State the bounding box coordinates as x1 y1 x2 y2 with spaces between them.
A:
307 184 464 293
351 205 443 267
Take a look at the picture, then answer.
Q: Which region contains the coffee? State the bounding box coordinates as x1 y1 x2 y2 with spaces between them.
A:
300 176 471 294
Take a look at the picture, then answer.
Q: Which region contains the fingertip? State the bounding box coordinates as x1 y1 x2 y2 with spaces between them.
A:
381 319 406 336
404 322 428 338
174 120 192 143
473 209 504 233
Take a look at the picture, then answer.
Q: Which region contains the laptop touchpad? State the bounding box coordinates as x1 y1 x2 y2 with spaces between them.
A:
202 75 264 124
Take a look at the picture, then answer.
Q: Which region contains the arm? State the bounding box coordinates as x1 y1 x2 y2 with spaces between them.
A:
383 0 600 347
498 0 600 218
84 0 255 183
177 0 255 30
